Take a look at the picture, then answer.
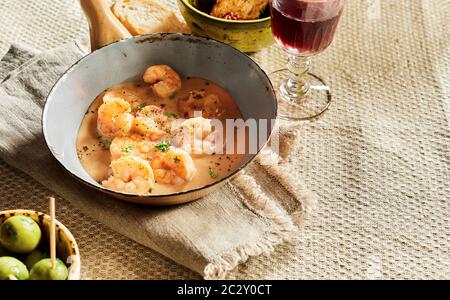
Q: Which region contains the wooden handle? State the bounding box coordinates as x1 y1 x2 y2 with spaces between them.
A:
80 0 132 51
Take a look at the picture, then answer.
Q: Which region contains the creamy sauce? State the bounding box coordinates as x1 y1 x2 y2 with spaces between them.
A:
76 77 245 195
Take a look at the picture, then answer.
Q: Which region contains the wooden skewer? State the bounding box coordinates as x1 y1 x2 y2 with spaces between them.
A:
8 275 18 280
49 197 57 269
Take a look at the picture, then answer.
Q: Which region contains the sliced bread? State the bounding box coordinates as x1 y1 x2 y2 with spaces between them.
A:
111 0 191 35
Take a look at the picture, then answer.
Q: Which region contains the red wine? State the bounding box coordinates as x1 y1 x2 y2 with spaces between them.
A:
270 0 343 54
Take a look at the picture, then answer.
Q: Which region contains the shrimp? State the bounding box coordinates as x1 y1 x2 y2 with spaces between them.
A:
109 135 157 160
97 96 134 138
132 105 171 140
110 136 196 185
103 88 144 110
172 117 220 155
143 65 181 99
150 147 196 185
178 90 224 119
102 156 155 195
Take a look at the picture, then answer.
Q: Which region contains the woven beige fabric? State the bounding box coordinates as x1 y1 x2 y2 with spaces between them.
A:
0 0 449 279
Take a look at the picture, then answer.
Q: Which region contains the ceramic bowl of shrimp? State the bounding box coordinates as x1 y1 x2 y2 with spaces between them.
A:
43 33 277 205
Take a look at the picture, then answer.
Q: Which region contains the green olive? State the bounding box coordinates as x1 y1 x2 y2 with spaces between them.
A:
0 256 29 280
25 249 48 270
29 258 68 280
0 216 42 254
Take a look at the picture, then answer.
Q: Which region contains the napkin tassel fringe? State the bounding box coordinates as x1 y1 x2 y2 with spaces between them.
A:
204 162 316 279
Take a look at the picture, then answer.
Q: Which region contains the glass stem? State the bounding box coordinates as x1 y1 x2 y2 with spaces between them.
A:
286 54 312 97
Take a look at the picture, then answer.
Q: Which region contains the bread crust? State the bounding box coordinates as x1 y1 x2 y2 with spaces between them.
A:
112 0 190 35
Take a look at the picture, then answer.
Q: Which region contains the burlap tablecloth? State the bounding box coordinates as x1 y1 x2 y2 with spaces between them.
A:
0 0 448 279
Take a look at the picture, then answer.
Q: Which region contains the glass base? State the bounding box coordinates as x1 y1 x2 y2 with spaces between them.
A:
270 69 332 121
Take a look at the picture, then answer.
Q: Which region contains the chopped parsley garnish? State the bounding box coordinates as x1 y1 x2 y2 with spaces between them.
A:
148 188 153 193
165 112 177 118
123 146 133 153
155 141 170 152
174 156 181 163
136 103 148 110
169 93 177 100
209 167 218 179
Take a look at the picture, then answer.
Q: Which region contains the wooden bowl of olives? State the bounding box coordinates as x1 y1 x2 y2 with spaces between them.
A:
0 210 80 280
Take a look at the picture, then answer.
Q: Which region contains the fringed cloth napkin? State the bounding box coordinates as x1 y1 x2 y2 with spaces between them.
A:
0 42 317 279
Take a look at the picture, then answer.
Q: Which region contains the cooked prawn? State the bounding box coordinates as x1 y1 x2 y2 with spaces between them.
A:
132 105 171 140
178 90 224 119
143 65 181 99
110 136 196 185
102 156 155 194
97 96 134 138
103 88 144 110
150 147 196 185
110 135 157 160
172 117 220 155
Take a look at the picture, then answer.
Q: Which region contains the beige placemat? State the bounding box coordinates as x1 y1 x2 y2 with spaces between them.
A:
0 0 448 279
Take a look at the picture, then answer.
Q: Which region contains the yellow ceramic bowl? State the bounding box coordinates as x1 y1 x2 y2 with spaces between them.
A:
0 210 81 280
177 0 274 52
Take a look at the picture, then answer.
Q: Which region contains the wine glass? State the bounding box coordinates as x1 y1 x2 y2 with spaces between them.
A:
269 0 345 120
